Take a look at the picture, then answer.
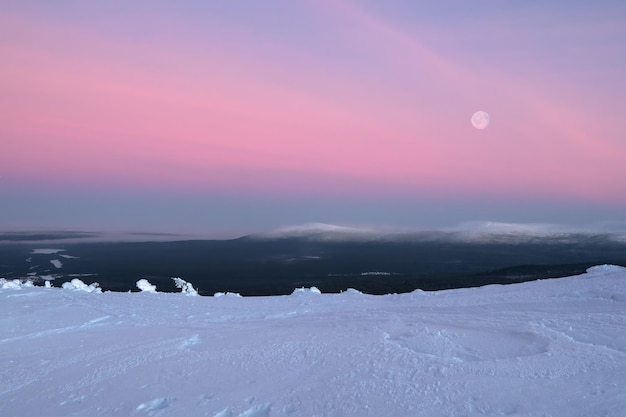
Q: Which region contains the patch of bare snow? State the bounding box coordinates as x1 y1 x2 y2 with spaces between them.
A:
32 249 65 254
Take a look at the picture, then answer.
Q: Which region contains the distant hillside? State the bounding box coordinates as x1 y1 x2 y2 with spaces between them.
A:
2 226 626 295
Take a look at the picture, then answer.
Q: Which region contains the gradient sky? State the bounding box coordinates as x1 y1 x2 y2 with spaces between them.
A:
2 1 625 237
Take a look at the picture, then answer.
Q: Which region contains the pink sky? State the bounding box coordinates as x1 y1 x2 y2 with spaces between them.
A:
1 1 625 233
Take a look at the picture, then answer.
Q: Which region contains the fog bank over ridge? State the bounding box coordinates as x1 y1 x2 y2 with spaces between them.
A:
2 220 626 244
249 221 626 243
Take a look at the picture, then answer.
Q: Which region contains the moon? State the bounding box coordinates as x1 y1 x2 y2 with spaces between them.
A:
471 111 490 130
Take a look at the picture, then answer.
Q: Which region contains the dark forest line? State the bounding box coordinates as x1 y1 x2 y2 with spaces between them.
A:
2 234 625 295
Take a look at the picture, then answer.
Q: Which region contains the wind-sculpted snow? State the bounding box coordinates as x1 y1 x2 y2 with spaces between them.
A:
136 278 157 293
1 278 31 290
61 278 102 293
1 266 625 416
291 286 322 295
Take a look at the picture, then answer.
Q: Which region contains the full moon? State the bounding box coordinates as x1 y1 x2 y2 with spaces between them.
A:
471 111 490 130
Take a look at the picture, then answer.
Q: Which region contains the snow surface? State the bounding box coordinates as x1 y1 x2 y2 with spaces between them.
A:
1 266 626 416
31 248 65 254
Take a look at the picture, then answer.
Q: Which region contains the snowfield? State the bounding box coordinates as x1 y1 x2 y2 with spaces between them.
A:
1 266 625 417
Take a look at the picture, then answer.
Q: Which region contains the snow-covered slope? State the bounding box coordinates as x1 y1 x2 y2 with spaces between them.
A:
2 266 626 417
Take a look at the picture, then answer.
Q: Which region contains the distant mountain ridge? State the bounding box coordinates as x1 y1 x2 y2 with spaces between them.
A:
2 221 625 244
247 221 626 244
248 222 382 241
2 222 626 295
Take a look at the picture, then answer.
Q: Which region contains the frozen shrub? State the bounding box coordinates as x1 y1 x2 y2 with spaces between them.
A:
172 277 198 296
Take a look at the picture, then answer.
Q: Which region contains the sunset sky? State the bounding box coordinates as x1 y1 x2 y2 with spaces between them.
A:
2 1 625 236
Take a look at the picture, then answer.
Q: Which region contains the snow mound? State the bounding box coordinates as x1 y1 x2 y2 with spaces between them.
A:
213 408 233 417
341 288 364 295
291 286 322 295
238 403 272 417
136 279 157 293
586 264 626 274
136 397 175 412
1 278 34 289
61 278 102 293
214 292 242 298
